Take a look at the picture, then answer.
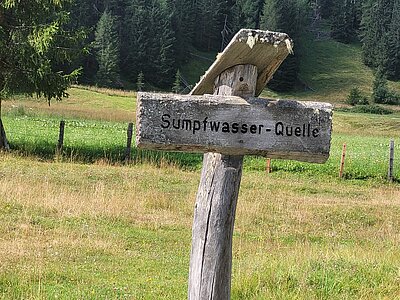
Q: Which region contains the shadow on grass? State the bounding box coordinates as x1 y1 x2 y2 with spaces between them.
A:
8 140 203 170
6 141 399 183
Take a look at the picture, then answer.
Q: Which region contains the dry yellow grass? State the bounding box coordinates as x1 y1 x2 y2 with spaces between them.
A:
0 156 196 225
2 155 398 230
71 85 137 98
2 86 136 122
1 154 399 298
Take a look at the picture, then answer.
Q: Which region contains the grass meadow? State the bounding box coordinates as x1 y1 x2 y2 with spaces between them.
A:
0 86 400 299
2 87 399 179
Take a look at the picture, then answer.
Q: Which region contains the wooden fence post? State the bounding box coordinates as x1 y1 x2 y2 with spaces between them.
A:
388 139 394 182
0 118 10 150
125 122 134 163
339 143 346 178
56 120 65 155
188 64 257 300
266 158 272 174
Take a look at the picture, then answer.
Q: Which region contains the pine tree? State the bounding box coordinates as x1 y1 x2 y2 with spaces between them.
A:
372 69 400 104
122 0 176 87
172 70 182 93
361 0 396 75
121 0 151 82
237 0 265 28
156 6 176 87
260 0 307 92
387 0 400 80
105 0 128 17
93 10 121 88
0 0 83 148
331 0 362 43
193 0 226 51
136 71 145 91
319 0 334 19
166 0 195 65
67 0 104 84
0 0 83 101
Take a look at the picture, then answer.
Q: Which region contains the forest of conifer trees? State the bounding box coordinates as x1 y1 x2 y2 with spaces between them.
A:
2 0 399 94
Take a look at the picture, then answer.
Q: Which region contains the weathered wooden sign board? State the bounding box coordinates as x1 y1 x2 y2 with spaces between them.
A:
137 93 332 163
135 29 333 300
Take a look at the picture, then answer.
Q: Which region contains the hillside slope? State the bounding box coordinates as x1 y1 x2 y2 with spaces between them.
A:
181 37 400 104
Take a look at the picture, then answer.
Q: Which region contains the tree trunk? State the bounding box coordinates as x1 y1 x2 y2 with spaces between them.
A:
188 64 257 300
0 118 10 150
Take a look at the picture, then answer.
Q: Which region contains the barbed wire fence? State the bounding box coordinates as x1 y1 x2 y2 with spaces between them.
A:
4 115 397 182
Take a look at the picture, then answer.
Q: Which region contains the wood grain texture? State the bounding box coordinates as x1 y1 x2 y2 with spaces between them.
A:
190 29 293 97
188 153 243 300
136 93 332 163
124 122 134 162
188 65 257 300
57 120 65 154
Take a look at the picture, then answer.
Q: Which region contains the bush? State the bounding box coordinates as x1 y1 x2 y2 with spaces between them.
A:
372 72 400 105
346 87 369 106
337 104 393 115
373 88 400 105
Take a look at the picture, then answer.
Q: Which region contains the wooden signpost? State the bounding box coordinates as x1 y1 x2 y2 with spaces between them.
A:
136 29 333 300
137 93 331 163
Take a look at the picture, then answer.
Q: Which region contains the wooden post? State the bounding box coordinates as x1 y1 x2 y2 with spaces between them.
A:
388 139 394 182
125 122 134 162
266 158 271 174
339 143 346 178
188 65 257 300
135 29 332 300
0 118 10 150
56 120 65 155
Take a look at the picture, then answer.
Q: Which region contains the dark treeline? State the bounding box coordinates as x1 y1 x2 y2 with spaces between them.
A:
64 0 400 91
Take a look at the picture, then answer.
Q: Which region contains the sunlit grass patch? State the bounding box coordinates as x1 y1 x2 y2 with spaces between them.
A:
1 154 399 299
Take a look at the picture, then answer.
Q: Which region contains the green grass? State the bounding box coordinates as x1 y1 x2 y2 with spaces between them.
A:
298 39 373 100
246 133 400 180
0 211 190 299
2 114 202 167
2 109 399 180
3 115 127 161
180 48 216 86
260 36 400 103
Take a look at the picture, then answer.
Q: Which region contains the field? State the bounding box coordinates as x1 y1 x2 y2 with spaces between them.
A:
1 154 399 299
2 86 400 179
1 85 400 299
2 32 400 298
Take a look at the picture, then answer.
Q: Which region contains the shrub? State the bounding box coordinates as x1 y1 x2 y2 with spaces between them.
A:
372 72 400 105
9 105 28 117
346 87 369 106
338 104 394 115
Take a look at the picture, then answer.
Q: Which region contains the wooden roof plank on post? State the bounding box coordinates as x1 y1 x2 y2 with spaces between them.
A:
190 29 293 97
